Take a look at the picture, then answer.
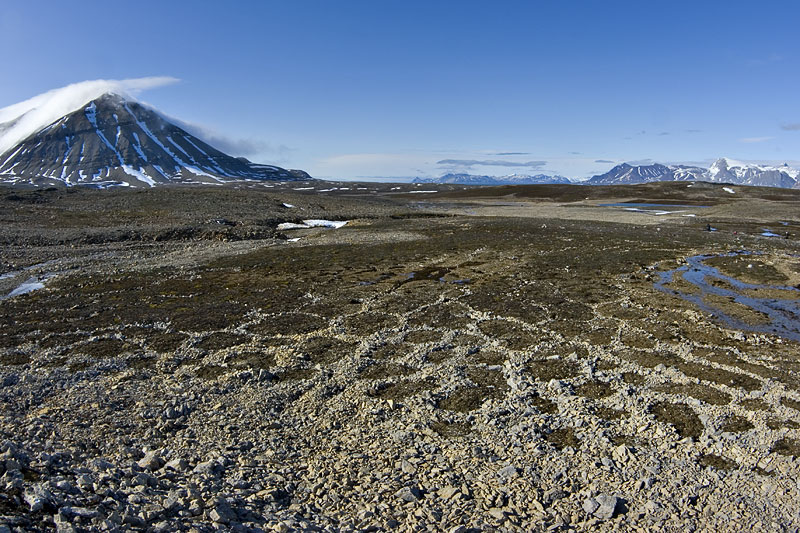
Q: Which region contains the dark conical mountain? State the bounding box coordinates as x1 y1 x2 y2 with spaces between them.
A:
0 93 310 187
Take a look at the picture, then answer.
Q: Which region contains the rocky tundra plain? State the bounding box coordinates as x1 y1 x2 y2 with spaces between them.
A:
0 181 799 532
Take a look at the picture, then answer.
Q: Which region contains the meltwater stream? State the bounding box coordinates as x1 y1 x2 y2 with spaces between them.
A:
654 252 800 342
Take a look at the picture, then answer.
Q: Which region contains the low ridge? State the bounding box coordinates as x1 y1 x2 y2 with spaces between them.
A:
414 173 571 185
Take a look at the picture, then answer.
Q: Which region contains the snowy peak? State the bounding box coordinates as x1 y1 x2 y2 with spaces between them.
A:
706 158 797 188
0 90 308 188
707 157 735 180
589 159 797 189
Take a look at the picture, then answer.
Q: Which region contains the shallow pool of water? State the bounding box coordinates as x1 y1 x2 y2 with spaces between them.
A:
654 251 800 341
599 203 711 208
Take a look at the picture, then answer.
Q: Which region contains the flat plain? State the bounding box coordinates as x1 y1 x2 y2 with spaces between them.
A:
1 181 799 532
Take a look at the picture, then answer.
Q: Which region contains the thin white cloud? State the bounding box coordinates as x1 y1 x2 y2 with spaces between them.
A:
165 115 286 158
437 159 547 168
0 77 179 155
780 123 800 131
739 136 774 143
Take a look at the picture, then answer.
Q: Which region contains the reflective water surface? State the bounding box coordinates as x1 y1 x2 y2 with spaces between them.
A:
654 252 800 341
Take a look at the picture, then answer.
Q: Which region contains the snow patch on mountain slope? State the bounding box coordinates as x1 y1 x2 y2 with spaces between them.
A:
121 102 184 174
120 165 156 187
84 102 124 166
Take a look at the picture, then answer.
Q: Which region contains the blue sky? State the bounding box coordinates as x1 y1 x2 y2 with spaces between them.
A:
1 1 799 180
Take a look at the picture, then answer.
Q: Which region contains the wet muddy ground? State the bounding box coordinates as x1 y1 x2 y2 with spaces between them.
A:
0 182 799 531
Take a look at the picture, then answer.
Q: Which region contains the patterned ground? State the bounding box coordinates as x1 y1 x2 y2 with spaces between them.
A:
0 184 799 531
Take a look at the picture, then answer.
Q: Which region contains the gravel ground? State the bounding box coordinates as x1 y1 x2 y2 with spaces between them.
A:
0 183 799 532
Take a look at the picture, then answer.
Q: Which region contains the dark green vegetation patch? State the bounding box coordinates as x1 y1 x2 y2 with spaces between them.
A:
700 454 737 470
651 401 704 439
771 438 800 457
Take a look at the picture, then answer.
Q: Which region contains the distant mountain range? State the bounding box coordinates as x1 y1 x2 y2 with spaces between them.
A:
2 83 799 191
0 92 310 188
414 159 800 189
414 173 571 185
588 158 799 189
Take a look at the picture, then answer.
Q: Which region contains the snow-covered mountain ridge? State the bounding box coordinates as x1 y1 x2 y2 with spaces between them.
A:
588 158 799 189
416 159 799 190
0 90 309 188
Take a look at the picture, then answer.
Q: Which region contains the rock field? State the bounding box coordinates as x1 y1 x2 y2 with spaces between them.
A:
0 183 799 532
